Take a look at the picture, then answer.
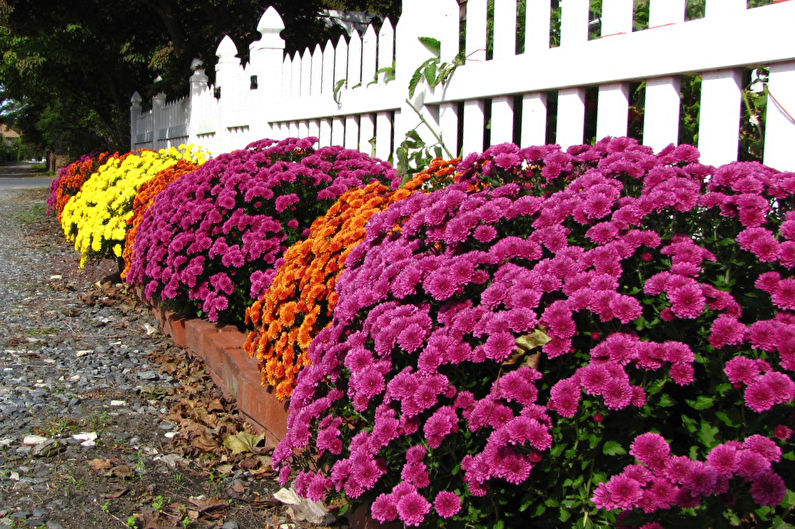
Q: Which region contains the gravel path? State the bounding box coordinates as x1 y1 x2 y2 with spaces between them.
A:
0 189 332 528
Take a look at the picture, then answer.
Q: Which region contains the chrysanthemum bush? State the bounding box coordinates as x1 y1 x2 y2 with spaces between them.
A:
244 159 459 401
61 145 208 266
274 137 795 529
47 151 118 219
120 159 201 280
126 137 397 326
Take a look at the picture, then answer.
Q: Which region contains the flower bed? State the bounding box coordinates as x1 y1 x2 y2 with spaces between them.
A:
126 137 397 326
52 136 794 529
273 138 795 528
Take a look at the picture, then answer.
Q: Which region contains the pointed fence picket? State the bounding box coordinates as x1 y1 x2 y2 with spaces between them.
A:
130 0 795 171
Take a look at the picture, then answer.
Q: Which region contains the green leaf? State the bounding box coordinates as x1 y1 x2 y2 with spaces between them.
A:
602 441 626 456
686 396 714 410
559 508 571 522
423 60 438 87
715 410 738 427
657 393 675 407
681 414 698 433
698 421 719 448
418 36 441 57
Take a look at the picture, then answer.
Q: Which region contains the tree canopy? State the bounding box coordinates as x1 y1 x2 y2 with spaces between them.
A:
0 0 400 156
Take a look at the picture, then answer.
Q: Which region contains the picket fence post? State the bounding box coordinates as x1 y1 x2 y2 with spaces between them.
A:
248 7 286 142
130 92 142 151
187 60 209 148
152 92 166 150
394 0 459 157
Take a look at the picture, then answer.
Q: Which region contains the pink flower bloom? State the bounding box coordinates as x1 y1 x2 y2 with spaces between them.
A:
706 443 739 475
750 471 787 506
605 474 644 509
670 362 695 385
434 491 462 518
549 377 581 417
724 356 763 385
683 461 718 496
772 278 795 310
484 332 516 362
743 434 782 462
578 363 611 395
709 315 746 349
424 270 458 301
774 425 793 440
609 294 643 324
736 450 771 479
397 323 427 353
755 271 781 293
371 493 398 522
669 283 706 319
603 379 633 410
745 380 776 412
630 433 670 471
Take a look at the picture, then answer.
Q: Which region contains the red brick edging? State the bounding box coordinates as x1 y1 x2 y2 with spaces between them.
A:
150 306 288 448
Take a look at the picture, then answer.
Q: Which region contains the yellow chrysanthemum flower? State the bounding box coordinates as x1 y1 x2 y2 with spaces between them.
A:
61 144 209 267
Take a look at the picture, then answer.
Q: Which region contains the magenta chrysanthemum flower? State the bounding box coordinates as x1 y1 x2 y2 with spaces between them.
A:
579 363 611 394
424 271 458 301
709 315 746 349
750 471 787 506
745 379 776 412
668 283 706 319
602 379 633 410
743 434 782 462
397 323 427 353
670 362 695 385
706 443 739 475
605 474 644 509
630 433 670 470
774 425 793 440
371 493 398 522
724 356 763 385
736 450 770 479
434 491 462 518
396 490 431 527
772 278 795 310
484 332 516 361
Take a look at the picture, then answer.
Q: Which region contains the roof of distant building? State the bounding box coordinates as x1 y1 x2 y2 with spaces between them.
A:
0 124 20 139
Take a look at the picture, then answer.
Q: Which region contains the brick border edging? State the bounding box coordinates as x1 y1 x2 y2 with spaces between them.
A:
149 306 288 448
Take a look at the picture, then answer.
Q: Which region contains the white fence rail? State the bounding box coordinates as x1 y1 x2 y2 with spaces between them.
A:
131 0 795 170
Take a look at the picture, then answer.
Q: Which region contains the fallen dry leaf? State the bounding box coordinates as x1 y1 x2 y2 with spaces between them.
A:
87 458 112 471
106 464 134 479
207 398 225 412
103 487 129 499
187 496 228 514
223 432 264 455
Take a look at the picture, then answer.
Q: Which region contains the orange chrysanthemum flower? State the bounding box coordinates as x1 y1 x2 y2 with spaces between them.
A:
244 158 460 400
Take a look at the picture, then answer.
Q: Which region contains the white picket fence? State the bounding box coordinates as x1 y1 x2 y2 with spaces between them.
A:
130 0 795 170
